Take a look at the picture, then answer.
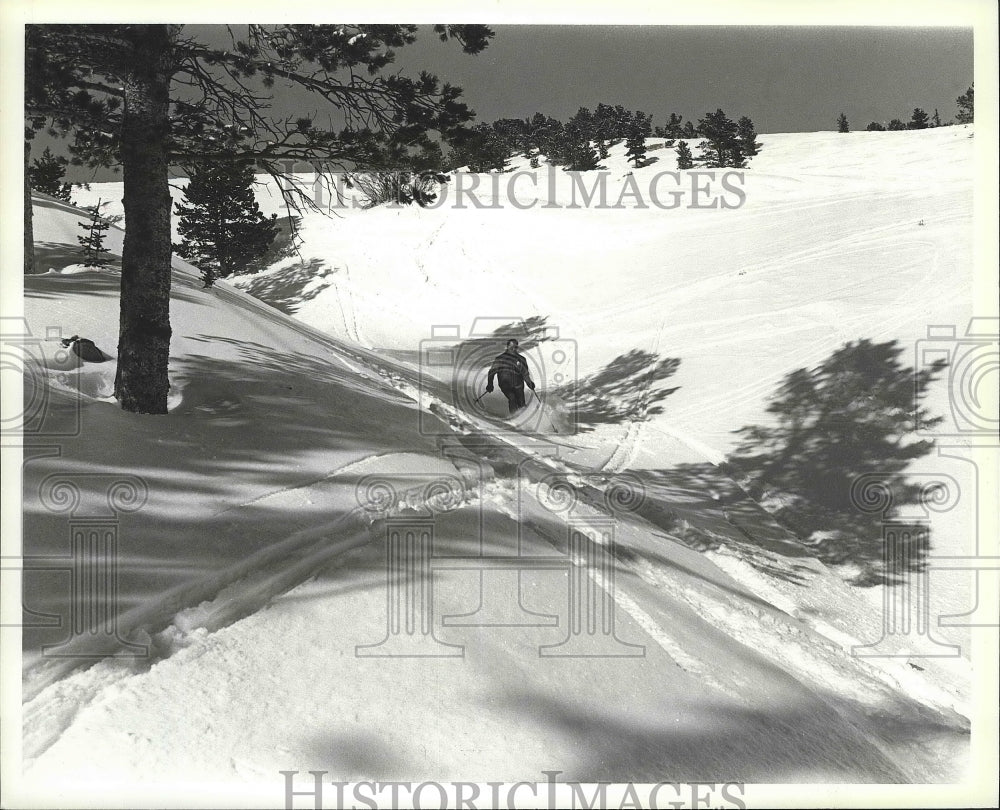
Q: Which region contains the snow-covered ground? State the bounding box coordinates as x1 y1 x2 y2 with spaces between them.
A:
6 127 998 807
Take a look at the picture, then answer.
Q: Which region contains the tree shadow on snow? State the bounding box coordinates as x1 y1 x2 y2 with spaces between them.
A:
722 338 947 586
489 682 962 783
441 315 555 363
23 265 123 300
19 339 441 662
242 214 302 276
281 497 965 784
477 314 554 350
617 463 819 586
555 349 681 432
232 215 340 316
29 241 118 276
237 257 335 316
630 154 660 169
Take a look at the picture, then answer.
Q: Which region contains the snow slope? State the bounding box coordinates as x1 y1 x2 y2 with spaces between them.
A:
79 130 980 464
8 128 996 806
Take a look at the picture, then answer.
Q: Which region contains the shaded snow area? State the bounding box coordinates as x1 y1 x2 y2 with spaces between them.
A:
7 128 998 808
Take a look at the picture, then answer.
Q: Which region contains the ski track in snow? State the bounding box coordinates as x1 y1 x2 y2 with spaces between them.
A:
599 319 668 474
416 219 447 285
22 449 478 762
318 260 365 346
666 234 957 438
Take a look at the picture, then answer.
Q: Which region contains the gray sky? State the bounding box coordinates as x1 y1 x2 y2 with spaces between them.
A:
392 25 973 131
47 25 974 182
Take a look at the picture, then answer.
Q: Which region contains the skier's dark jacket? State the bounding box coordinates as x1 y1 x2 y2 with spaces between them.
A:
488 350 534 391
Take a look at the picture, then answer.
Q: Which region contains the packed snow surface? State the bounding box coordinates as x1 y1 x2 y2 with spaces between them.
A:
10 127 997 806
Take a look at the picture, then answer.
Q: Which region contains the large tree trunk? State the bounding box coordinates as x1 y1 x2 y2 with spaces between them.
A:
114 26 175 413
24 141 34 275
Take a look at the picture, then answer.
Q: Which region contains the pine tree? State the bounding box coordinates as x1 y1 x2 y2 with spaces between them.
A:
664 112 686 139
537 118 568 166
956 86 973 124
593 103 622 146
866 122 886 131
729 143 746 170
175 159 279 288
697 109 742 168
28 146 73 201
566 140 600 171
490 118 530 157
907 108 930 130
526 112 562 163
736 116 761 157
932 108 942 127
624 132 645 167
450 123 509 172
26 23 492 413
837 112 849 133
568 107 596 144
887 119 906 131
560 122 601 171
77 199 111 268
624 111 651 168
24 143 33 274
675 140 694 170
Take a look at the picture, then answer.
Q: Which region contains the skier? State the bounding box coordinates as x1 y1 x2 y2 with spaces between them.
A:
485 338 535 414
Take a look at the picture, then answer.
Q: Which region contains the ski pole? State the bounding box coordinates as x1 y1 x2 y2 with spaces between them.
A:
530 389 559 433
473 389 489 405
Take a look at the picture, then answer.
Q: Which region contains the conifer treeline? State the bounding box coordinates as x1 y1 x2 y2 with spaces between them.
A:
451 105 760 171
853 87 974 132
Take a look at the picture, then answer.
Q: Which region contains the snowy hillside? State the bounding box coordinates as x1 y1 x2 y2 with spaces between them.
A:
11 127 996 804
76 128 980 467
